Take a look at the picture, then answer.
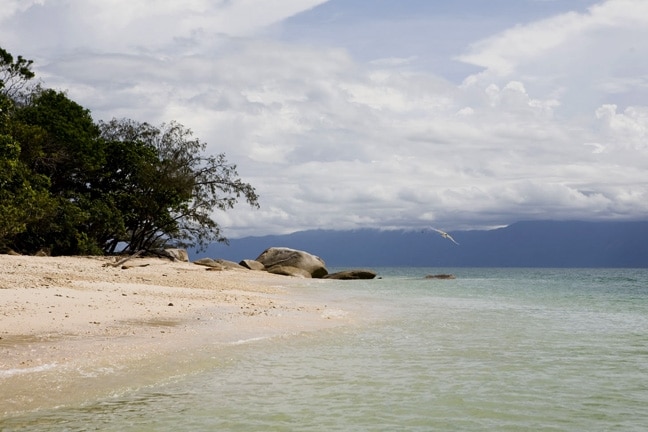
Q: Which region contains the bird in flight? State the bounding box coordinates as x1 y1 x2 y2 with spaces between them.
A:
429 227 460 245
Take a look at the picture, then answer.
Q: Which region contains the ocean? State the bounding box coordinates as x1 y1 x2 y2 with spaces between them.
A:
2 267 648 431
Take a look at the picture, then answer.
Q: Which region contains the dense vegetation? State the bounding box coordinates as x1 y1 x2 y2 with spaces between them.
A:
0 47 259 255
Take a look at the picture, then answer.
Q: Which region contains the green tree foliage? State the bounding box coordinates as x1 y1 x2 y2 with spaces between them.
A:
9 88 106 255
0 136 52 242
0 46 35 100
0 46 259 255
98 119 259 253
0 54 51 250
16 88 104 191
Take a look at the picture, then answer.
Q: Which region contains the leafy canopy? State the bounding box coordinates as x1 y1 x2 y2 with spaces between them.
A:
0 46 259 255
98 118 259 253
0 46 35 100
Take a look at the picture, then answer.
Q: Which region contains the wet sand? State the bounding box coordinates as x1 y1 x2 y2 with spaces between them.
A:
0 254 351 417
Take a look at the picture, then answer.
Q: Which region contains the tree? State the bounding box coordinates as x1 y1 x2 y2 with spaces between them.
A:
0 47 45 248
16 87 104 192
0 84 52 249
9 88 106 255
1 45 259 255
0 133 49 243
0 47 35 100
98 119 259 253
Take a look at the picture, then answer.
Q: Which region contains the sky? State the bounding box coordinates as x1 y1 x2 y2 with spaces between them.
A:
2 0 648 238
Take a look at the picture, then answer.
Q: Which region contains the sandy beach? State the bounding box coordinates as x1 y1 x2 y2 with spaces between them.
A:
0 254 352 417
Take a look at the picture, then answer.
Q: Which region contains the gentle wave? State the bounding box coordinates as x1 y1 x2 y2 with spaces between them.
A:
229 336 273 345
0 363 58 378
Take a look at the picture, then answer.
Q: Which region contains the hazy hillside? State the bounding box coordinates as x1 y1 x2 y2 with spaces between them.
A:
193 221 648 268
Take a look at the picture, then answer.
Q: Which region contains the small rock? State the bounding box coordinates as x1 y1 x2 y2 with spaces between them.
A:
324 269 377 280
425 274 456 279
239 259 265 271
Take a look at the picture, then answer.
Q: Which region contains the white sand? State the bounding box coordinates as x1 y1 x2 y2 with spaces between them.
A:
0 254 352 417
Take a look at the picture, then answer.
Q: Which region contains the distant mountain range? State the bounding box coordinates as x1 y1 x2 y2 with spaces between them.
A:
193 221 648 268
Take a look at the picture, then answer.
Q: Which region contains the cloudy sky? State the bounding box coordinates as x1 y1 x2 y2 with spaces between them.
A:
2 0 648 237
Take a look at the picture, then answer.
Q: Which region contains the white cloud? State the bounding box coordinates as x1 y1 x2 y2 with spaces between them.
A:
458 0 648 76
458 11 590 76
0 0 44 21
0 0 328 54
595 104 648 151
458 0 648 117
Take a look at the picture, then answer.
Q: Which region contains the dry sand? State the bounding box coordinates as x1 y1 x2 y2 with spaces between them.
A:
0 254 352 417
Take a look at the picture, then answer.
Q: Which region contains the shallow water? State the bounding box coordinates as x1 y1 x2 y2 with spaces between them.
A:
2 268 648 431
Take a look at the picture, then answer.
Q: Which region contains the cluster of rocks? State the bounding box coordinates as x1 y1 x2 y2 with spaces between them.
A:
191 247 377 280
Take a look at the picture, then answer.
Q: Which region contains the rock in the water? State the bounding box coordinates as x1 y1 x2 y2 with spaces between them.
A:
255 247 328 278
425 274 456 279
239 259 265 271
324 269 377 280
266 265 312 278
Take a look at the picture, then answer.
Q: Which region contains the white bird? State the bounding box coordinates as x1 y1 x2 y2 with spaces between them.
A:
429 227 459 245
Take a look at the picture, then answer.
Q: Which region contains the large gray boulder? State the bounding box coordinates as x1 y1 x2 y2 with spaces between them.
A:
255 247 328 278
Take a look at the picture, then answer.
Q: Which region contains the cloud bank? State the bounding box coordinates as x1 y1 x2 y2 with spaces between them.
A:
1 0 647 237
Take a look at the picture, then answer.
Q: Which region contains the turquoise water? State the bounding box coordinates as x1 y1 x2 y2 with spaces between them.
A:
3 268 648 431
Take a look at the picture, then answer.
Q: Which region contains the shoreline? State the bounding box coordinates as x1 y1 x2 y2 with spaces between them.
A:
0 255 354 418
